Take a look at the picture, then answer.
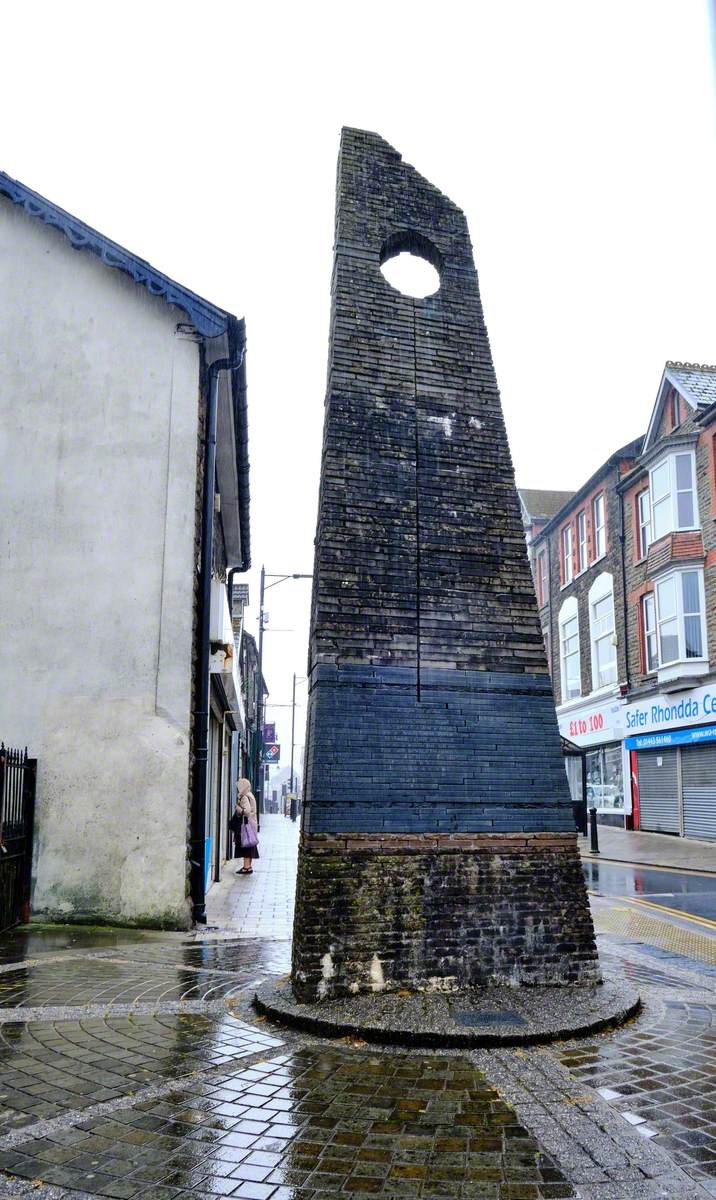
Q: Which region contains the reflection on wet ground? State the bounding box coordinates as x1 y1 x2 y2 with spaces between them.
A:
2 1048 572 1198
6 838 716 1197
0 924 157 966
0 1012 282 1132
583 860 716 922
560 998 716 1191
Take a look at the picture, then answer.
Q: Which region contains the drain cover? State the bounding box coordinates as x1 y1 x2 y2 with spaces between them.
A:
455 1010 526 1027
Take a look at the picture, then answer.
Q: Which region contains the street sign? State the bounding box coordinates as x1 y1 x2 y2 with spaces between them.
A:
263 723 276 744
261 743 280 764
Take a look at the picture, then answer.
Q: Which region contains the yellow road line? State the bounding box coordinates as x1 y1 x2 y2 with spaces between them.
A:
614 894 716 932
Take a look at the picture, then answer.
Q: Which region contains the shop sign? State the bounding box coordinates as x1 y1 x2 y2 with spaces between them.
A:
626 722 716 751
557 699 624 747
261 743 280 764
625 682 716 736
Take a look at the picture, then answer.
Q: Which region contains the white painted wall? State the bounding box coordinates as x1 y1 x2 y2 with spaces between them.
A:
0 196 201 927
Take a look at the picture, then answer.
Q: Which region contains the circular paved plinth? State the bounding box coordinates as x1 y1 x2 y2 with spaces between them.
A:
254 975 641 1048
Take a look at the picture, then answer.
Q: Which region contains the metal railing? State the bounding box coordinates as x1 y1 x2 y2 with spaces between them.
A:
0 745 36 932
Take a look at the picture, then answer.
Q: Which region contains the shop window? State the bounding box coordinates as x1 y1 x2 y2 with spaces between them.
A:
559 597 580 700
649 451 698 542
561 524 573 585
655 568 706 667
637 488 651 558
588 572 617 690
586 744 624 811
593 493 606 559
577 510 588 573
641 593 658 672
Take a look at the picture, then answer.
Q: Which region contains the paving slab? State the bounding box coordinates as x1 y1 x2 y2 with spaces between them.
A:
1 813 716 1198
580 828 716 875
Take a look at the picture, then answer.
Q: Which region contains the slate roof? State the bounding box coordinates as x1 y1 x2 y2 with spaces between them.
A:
0 171 231 338
666 362 716 409
518 488 575 520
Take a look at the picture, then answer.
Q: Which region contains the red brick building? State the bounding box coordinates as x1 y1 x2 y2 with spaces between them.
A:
529 362 716 837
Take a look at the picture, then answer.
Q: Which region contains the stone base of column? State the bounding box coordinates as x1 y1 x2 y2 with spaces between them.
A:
291 832 600 1002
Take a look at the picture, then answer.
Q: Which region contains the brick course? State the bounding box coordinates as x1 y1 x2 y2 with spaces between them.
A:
292 833 598 1000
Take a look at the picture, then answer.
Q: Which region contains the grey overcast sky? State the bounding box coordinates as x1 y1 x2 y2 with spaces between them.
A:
3 1 715 773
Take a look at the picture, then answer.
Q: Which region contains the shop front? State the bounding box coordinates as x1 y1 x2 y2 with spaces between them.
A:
625 683 716 840
557 695 629 828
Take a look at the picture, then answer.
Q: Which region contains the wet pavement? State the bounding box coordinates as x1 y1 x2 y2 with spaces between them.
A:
3 816 716 1198
582 860 716 924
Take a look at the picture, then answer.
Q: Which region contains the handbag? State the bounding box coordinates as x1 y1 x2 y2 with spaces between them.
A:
240 815 258 850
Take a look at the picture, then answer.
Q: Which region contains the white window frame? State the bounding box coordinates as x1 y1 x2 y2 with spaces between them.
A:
642 592 658 673
637 488 651 558
649 451 698 542
536 550 548 608
561 525 573 585
559 597 581 701
588 572 617 692
654 567 707 669
577 510 588 574
593 493 606 560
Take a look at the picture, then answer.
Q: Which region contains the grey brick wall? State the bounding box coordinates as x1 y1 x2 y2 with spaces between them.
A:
303 127 570 838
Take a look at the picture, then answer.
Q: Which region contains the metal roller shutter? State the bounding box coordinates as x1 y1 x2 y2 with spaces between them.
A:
682 744 716 841
637 749 680 834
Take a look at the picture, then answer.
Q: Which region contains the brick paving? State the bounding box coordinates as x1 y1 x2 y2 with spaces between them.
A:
3 815 716 1197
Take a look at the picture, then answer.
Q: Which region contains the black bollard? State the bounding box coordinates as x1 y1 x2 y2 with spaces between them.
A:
589 806 600 855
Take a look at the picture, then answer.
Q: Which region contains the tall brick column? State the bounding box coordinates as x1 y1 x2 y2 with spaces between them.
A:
292 129 598 1001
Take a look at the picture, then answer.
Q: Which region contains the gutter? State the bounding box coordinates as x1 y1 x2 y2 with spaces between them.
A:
190 317 247 925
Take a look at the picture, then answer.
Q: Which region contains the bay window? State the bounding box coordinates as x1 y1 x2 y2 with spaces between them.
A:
593 493 606 559
559 598 580 700
655 569 706 667
562 525 573 585
577 510 588 573
589 573 617 690
649 451 697 542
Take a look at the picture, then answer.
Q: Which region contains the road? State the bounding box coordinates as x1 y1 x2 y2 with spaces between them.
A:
583 857 716 926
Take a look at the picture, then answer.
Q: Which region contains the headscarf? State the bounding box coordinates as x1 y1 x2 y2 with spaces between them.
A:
237 777 253 798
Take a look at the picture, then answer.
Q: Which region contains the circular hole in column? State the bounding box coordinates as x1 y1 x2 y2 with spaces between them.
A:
379 230 442 298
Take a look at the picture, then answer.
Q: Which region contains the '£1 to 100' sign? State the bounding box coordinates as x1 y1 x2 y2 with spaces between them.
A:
569 713 605 737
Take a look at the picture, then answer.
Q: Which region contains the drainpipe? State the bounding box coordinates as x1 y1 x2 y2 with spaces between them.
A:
619 489 631 692
190 317 246 925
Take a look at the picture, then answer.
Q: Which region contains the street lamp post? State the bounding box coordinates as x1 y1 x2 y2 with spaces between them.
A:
289 673 307 822
253 567 312 813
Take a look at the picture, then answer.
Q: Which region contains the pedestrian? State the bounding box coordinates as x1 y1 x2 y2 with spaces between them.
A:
230 777 259 875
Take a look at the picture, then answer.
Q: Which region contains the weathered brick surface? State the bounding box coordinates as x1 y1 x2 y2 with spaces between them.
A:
294 128 598 997
292 834 598 1000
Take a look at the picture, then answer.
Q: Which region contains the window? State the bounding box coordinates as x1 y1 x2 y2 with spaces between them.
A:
589 573 617 690
649 452 697 542
655 569 705 666
669 388 681 430
562 525 573 584
559 600 581 700
642 593 658 672
637 489 651 558
593 493 606 559
577 510 588 573
586 744 624 811
536 550 548 608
